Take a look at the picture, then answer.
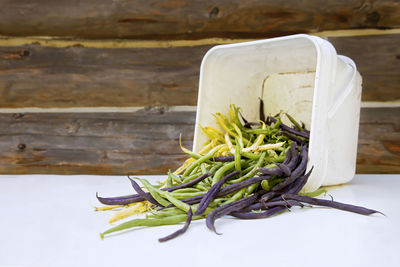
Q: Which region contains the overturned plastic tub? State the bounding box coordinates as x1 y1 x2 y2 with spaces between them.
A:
193 34 362 192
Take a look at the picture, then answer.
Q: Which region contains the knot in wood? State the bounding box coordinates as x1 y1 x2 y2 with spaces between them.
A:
209 7 219 18
17 143 26 151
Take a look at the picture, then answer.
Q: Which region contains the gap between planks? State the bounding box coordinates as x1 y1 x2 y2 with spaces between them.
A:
0 102 398 114
0 106 198 114
0 29 399 48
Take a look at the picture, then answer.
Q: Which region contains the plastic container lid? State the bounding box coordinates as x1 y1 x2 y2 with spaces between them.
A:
193 34 362 192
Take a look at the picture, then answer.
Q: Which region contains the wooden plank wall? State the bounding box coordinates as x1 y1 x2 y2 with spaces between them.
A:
1 0 399 39
0 0 399 175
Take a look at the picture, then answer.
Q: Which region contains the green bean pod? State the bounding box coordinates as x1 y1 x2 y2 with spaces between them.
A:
261 180 270 191
168 170 182 184
299 188 327 197
167 173 173 187
211 161 237 185
182 149 219 177
139 178 190 212
230 152 266 184
234 144 241 172
182 172 204 184
139 179 170 207
169 191 206 199
194 183 209 191
200 163 208 174
245 183 259 197
171 188 203 194
241 152 261 160
148 208 186 219
101 214 206 238
286 113 303 131
209 162 224 175
222 188 246 205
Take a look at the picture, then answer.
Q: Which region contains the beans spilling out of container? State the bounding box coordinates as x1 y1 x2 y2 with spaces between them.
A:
96 101 382 241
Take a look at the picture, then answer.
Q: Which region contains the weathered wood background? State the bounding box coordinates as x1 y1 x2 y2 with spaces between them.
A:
0 0 399 174
1 0 399 39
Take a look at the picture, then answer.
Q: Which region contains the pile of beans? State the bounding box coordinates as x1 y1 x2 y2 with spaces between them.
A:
96 101 382 242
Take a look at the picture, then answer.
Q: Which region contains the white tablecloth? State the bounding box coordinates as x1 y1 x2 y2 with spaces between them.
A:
1 174 399 267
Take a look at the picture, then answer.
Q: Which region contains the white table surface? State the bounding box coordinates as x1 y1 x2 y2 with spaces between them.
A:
1 174 399 267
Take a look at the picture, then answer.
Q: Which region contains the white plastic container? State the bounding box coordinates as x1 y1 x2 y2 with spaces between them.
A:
193 34 362 192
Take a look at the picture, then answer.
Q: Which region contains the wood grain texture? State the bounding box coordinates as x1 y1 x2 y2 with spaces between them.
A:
1 34 399 108
0 108 196 175
0 45 211 108
0 107 398 174
357 107 400 173
0 0 399 40
328 34 400 102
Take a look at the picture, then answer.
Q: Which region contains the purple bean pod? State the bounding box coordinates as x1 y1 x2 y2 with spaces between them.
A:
258 167 283 176
286 142 299 171
173 174 273 207
265 167 314 204
243 122 261 128
259 98 265 122
239 111 249 124
128 177 159 206
260 191 278 206
195 171 240 216
230 206 286 219
280 130 307 144
237 198 301 213
96 193 143 206
158 208 193 242
285 166 313 195
257 147 292 175
262 199 304 208
212 156 249 162
282 147 292 165
212 156 235 162
272 146 308 191
275 162 291 177
268 116 310 139
97 173 212 205
217 175 272 196
239 202 265 212
206 192 262 234
281 194 384 216
301 122 310 134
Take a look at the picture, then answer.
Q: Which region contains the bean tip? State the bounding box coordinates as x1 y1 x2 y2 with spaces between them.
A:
207 225 222 235
99 233 104 239
375 211 386 217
